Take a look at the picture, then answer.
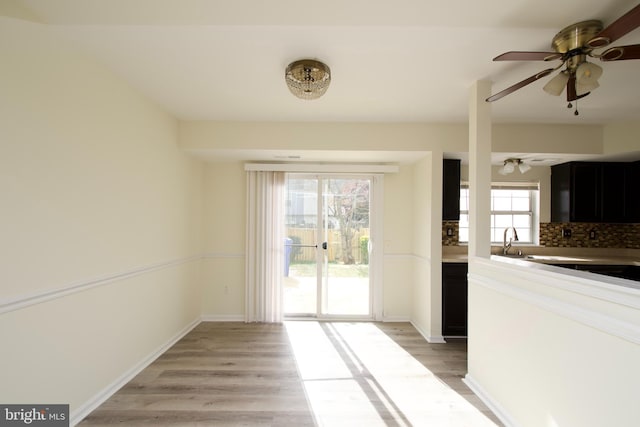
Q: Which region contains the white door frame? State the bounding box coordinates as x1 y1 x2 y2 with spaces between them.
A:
285 173 384 321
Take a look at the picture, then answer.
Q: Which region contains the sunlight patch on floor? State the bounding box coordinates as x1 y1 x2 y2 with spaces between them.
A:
285 321 498 427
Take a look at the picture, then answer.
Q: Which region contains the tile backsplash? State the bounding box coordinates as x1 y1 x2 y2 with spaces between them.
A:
443 221 640 249
539 222 640 249
442 221 459 246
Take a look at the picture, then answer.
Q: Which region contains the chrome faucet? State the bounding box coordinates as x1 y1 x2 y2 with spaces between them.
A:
503 227 519 255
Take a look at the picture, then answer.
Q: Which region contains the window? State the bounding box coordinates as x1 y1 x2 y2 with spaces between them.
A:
458 183 539 244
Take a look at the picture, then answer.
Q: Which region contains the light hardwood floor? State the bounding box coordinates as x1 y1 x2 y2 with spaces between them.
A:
79 322 503 426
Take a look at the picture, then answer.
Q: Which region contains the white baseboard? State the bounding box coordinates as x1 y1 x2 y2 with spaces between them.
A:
70 317 201 426
201 314 245 322
463 374 518 427
410 320 446 344
381 315 410 322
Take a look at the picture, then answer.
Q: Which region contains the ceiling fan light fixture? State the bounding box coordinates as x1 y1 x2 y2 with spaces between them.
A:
518 162 532 174
499 160 515 175
543 71 569 96
499 158 530 175
285 59 331 100
576 80 599 96
575 61 603 93
576 62 603 83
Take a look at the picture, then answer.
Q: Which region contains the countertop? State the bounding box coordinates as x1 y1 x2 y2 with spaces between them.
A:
442 246 640 266
518 254 640 266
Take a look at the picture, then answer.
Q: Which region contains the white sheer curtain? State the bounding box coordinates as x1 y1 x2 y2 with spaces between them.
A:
245 171 285 323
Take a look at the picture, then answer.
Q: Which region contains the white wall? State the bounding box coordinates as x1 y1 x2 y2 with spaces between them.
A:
410 155 441 340
492 124 603 155
382 165 415 320
200 161 422 321
603 121 640 155
466 258 640 427
201 162 246 319
0 18 203 422
179 121 469 154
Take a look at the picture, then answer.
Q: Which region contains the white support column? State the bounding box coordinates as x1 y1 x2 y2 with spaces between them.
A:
468 81 492 258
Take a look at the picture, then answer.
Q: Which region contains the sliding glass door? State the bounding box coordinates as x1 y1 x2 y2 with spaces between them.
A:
283 175 373 319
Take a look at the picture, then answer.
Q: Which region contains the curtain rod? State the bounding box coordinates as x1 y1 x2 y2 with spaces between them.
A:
244 163 399 173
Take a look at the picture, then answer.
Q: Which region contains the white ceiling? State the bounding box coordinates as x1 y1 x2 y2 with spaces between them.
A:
10 0 640 124
5 0 640 163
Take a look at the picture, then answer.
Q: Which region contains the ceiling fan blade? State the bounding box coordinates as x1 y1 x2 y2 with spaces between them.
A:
566 76 590 102
600 44 640 61
486 68 555 102
493 51 562 61
587 4 640 48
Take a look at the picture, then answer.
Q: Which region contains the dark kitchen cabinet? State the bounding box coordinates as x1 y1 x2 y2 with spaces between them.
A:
551 162 600 222
551 161 638 223
443 159 461 221
550 263 640 282
442 263 467 336
625 161 640 222
601 163 627 223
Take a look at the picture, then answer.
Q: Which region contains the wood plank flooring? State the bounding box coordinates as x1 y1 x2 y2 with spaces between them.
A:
78 322 503 426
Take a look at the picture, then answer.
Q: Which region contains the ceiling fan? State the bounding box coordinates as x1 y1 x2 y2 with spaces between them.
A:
486 3 640 114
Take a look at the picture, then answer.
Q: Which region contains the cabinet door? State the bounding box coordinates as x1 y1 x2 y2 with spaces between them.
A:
442 263 468 336
551 163 571 222
570 163 601 222
601 163 626 223
625 162 640 222
442 159 461 221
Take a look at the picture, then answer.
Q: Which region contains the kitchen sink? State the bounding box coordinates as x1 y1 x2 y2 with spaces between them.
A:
524 255 588 262
499 253 527 258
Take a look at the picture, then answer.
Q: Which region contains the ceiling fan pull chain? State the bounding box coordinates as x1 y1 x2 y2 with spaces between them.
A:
574 100 579 116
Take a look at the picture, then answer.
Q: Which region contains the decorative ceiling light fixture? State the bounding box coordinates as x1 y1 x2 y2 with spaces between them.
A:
499 158 531 175
285 59 331 100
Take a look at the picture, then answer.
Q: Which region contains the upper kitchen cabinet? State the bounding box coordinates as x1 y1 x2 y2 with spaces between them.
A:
443 159 461 221
601 163 627 223
551 161 639 223
626 161 640 221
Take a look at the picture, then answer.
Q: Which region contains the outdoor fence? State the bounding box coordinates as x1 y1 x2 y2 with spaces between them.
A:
286 227 370 264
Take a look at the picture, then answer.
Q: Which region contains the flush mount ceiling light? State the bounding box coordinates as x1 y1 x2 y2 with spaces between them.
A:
499 158 531 175
285 59 331 100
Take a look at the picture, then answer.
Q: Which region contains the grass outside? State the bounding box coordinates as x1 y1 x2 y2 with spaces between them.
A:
289 262 369 278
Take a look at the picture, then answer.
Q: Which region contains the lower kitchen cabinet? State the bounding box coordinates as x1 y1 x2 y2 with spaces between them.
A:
551 263 640 282
442 263 468 336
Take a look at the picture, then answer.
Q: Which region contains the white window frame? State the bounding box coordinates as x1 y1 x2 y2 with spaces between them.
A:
458 182 540 245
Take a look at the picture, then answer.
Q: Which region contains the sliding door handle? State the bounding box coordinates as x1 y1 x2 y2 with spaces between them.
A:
322 242 327 250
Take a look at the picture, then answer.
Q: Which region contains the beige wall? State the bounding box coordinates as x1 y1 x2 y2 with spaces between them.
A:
0 18 203 421
603 121 640 155
200 161 423 321
467 258 640 427
492 124 603 154
409 155 437 338
382 165 415 320
201 162 246 318
179 121 469 154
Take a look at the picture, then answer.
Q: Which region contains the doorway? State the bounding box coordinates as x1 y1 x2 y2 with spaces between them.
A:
283 174 378 319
